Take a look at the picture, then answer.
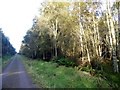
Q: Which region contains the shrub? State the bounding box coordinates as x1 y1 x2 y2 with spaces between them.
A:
52 57 76 67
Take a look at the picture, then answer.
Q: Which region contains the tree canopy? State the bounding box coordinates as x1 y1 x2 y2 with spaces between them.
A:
0 28 16 57
20 1 120 73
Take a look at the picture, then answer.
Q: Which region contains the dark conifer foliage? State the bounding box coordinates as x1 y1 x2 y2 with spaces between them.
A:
0 29 16 57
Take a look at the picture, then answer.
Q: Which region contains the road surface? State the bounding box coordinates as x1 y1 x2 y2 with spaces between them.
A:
2 55 36 88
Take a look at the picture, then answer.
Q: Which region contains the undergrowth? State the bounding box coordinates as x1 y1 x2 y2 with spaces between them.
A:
22 55 112 88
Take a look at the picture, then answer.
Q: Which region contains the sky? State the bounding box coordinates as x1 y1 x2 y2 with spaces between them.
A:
0 0 44 52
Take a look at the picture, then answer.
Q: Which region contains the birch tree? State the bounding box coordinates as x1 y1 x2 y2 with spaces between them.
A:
106 0 119 72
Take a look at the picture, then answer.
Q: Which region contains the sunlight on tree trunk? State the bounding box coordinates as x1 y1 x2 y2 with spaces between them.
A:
78 2 85 62
106 0 119 72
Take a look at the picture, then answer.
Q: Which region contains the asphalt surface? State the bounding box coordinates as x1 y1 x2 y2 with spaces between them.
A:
2 55 36 88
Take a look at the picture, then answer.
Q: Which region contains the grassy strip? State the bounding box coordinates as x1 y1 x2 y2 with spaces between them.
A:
2 55 13 69
22 55 111 88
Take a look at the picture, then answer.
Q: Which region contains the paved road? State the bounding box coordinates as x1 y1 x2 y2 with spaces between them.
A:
2 55 36 88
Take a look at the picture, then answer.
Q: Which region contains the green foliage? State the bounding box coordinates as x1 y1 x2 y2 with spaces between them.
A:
0 29 16 56
22 56 111 88
80 65 92 72
2 55 13 68
99 63 120 88
20 2 120 71
74 61 120 88
0 29 16 69
52 57 76 67
20 2 120 88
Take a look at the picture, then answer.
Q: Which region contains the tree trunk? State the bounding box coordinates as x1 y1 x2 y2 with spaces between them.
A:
53 19 58 58
118 2 120 59
78 2 84 62
55 40 57 58
106 0 119 72
55 19 58 58
43 52 45 60
86 45 91 63
34 50 36 58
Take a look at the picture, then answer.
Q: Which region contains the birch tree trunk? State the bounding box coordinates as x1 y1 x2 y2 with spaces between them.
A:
55 19 58 58
118 1 120 59
78 2 85 62
53 18 58 58
106 0 119 72
92 12 98 56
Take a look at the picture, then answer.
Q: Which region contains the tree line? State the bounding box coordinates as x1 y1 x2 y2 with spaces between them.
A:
20 1 120 73
0 28 16 57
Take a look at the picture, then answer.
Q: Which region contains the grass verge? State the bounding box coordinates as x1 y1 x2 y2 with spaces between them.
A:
2 55 13 69
22 55 112 88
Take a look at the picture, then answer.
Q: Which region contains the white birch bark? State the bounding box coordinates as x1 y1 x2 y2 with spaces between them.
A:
106 0 119 72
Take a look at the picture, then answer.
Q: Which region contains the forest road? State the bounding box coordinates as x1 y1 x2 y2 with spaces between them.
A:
2 54 36 88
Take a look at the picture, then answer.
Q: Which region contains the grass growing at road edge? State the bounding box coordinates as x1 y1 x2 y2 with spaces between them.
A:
2 55 13 69
22 55 111 88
